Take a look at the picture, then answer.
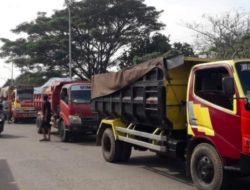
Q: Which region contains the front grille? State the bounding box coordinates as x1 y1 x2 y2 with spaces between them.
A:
81 117 99 127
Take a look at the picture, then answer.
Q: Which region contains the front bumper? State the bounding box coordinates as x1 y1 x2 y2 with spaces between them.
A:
13 111 36 119
68 117 99 133
240 153 250 174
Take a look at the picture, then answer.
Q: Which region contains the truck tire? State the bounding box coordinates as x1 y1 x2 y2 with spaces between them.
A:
13 117 18 124
56 119 62 133
119 143 132 162
60 122 70 142
36 117 42 134
101 128 121 162
190 143 223 190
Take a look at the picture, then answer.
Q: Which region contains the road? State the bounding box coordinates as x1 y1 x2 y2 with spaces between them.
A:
0 123 250 190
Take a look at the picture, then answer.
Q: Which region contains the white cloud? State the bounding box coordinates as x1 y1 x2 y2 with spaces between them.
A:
145 0 250 43
0 0 64 86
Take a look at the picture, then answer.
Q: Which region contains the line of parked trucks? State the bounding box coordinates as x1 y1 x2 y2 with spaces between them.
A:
1 55 250 190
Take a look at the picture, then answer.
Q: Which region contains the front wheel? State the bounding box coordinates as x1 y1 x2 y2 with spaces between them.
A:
190 143 224 190
13 117 18 124
101 128 122 162
59 122 70 142
36 117 42 134
0 123 4 134
119 143 132 162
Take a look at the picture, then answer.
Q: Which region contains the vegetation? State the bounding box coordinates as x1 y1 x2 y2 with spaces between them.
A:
186 11 250 58
0 0 196 86
0 0 165 80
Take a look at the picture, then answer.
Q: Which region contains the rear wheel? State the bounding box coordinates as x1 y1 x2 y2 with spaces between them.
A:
190 143 224 190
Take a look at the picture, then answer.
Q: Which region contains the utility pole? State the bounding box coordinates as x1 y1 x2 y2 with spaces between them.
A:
11 62 14 86
65 0 73 79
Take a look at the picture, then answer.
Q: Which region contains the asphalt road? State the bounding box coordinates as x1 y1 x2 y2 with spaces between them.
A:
0 123 250 190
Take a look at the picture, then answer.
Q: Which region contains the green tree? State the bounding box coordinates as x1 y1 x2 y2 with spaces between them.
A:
14 71 64 87
172 42 195 57
118 33 195 68
0 0 164 79
118 33 171 68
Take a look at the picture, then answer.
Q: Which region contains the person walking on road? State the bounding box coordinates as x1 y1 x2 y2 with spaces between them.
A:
40 95 51 141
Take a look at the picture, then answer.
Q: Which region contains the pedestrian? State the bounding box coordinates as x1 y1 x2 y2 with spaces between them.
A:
7 99 12 123
2 97 9 122
40 95 51 141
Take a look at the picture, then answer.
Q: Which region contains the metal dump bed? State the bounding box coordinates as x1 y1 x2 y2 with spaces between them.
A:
92 56 212 130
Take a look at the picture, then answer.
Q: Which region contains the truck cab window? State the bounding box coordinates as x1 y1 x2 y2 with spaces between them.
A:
61 88 69 104
194 67 233 110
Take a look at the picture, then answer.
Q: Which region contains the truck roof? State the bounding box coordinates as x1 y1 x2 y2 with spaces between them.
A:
34 77 71 94
62 81 91 89
192 58 250 69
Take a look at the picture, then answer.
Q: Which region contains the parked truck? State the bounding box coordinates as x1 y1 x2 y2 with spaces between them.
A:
34 79 99 142
0 85 36 123
92 56 250 190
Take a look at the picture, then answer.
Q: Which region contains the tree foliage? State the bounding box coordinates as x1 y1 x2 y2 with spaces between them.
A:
0 0 164 79
14 71 64 86
118 33 171 68
118 33 195 68
172 42 195 57
186 11 250 58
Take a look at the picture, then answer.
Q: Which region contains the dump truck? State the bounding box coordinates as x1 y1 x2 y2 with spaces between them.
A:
92 56 250 190
0 85 36 123
34 79 99 142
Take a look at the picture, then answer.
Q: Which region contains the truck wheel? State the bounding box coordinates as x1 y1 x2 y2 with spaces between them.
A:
101 128 121 162
36 117 42 134
57 119 62 134
190 143 223 190
60 123 70 142
13 117 18 124
119 143 132 162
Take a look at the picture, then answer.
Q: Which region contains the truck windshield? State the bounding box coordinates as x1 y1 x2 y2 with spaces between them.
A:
235 62 250 99
18 93 33 100
71 85 91 103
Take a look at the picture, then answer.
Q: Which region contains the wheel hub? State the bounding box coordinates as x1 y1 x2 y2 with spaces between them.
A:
197 156 214 183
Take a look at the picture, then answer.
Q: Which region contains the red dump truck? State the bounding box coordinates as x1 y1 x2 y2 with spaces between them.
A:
34 79 99 142
0 85 36 123
92 56 250 190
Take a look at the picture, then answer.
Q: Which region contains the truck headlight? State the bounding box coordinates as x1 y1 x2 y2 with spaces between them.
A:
69 115 82 125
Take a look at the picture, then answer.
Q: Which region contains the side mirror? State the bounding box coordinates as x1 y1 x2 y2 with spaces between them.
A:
222 77 235 96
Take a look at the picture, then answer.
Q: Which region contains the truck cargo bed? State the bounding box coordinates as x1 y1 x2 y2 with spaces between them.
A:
92 67 170 128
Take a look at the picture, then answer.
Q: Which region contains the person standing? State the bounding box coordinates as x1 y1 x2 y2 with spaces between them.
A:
2 98 9 122
7 98 12 123
40 95 51 141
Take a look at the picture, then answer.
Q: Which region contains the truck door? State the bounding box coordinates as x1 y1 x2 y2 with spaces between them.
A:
60 88 70 126
187 64 241 159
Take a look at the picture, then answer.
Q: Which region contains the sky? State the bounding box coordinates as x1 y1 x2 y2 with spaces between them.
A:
0 0 249 86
